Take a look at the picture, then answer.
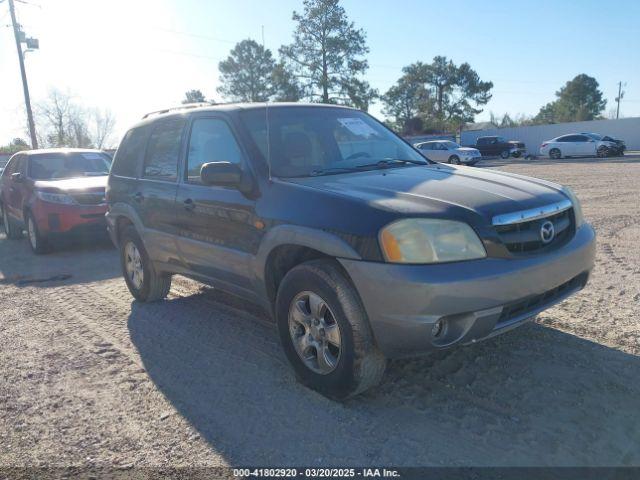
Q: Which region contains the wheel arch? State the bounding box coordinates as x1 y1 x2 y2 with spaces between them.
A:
107 202 146 246
255 225 362 307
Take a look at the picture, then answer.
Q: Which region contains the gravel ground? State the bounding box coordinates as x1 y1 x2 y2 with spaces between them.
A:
1 156 639 469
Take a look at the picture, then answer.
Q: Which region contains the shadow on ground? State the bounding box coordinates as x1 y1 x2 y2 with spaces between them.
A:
0 231 118 287
128 287 640 466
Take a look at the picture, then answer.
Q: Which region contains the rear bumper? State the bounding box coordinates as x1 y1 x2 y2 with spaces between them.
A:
32 199 108 236
339 224 596 358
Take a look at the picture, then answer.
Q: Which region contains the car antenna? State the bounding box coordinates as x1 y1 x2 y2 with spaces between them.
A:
265 101 272 182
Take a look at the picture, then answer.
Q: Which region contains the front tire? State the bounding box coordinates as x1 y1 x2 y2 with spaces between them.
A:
448 155 460 165
26 212 51 254
549 148 562 160
597 146 608 158
500 150 510 159
276 259 386 400
2 205 23 239
119 225 171 302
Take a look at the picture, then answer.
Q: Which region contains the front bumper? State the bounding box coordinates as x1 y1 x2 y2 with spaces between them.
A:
461 156 481 165
32 199 108 236
339 224 596 358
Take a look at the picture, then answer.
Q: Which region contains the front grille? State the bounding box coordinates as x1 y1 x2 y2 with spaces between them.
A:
496 272 588 327
495 208 574 254
71 192 106 205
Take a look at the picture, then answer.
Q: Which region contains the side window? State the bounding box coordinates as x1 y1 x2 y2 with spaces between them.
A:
186 118 243 183
477 138 486 145
143 119 185 181
18 156 27 176
420 143 431 151
112 127 148 178
576 135 589 142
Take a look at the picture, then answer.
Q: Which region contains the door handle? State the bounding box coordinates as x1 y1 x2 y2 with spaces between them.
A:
133 192 144 203
183 198 195 211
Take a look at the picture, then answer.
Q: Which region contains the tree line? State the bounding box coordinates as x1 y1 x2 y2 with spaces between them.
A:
3 0 611 153
182 0 608 136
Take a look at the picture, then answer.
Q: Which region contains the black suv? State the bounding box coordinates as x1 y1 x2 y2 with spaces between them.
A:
107 103 595 399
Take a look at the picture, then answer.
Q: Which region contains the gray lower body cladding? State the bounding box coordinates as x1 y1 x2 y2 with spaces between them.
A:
339 224 596 358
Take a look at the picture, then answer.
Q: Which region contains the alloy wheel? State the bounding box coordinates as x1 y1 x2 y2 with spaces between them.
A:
288 291 342 375
124 241 144 290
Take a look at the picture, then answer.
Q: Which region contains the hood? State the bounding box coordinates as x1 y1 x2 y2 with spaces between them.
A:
34 175 108 192
285 165 567 223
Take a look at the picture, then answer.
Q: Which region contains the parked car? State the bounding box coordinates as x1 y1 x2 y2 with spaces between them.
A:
415 140 482 165
106 103 595 399
0 149 111 253
473 136 526 159
540 133 618 159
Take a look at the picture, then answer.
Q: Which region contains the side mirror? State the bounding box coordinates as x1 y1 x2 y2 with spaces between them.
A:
200 161 243 188
11 172 24 183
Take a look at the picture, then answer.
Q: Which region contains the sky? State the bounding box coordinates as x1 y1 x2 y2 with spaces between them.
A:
1 0 639 147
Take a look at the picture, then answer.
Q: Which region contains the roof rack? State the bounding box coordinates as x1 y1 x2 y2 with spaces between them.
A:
141 102 216 119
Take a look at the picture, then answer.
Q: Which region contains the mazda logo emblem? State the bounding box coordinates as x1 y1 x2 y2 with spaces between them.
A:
540 221 555 244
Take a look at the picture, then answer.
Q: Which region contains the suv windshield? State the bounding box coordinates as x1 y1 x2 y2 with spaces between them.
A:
239 106 428 177
29 152 111 180
441 141 460 149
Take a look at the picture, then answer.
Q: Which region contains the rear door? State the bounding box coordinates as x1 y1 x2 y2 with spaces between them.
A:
174 115 260 294
136 117 186 265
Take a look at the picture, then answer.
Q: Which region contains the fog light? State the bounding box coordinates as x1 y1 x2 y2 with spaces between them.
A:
432 319 444 338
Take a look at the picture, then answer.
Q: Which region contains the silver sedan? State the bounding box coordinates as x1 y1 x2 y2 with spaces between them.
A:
416 140 482 165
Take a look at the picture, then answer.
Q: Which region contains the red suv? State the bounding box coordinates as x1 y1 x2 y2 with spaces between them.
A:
0 149 111 253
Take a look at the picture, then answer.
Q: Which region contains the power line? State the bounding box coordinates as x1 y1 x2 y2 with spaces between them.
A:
153 26 236 44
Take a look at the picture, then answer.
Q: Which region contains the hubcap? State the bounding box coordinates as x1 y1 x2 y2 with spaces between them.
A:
288 291 341 375
28 217 37 249
124 242 144 290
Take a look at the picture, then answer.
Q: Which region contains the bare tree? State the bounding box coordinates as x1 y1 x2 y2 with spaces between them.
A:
36 89 114 149
38 89 73 147
92 109 116 149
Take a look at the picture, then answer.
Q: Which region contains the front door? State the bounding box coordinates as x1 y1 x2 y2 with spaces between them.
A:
577 135 596 155
175 116 261 294
7 155 29 222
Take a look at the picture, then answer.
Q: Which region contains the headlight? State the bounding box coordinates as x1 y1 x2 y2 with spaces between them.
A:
36 191 77 205
562 187 583 228
379 219 486 264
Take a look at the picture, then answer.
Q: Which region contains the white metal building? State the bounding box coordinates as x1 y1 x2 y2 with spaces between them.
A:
460 117 640 155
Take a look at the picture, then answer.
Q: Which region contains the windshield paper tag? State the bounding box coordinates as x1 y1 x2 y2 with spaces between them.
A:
337 118 378 138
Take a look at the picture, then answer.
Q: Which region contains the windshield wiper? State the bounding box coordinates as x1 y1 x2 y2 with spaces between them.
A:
355 158 427 170
298 159 427 177
308 166 362 176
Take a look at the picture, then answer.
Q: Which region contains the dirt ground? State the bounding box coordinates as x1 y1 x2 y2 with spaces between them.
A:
1 156 639 468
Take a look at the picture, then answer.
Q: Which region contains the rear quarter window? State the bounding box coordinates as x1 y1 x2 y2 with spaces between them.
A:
111 127 148 178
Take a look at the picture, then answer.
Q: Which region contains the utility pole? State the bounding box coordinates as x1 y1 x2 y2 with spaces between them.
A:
615 81 624 120
8 0 38 149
